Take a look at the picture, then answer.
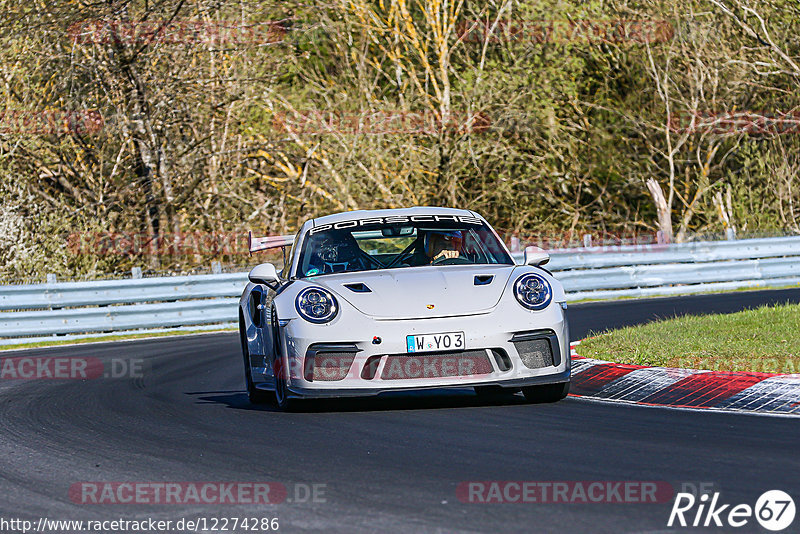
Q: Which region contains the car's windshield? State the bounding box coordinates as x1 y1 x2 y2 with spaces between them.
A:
296 216 513 277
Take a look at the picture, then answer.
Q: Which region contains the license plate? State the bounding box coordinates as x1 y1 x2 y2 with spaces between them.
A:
406 332 465 353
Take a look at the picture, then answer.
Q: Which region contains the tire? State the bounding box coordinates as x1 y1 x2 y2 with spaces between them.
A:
521 381 570 403
240 313 275 405
272 309 303 412
274 372 302 412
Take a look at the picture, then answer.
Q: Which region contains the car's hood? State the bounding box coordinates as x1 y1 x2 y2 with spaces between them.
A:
315 265 517 319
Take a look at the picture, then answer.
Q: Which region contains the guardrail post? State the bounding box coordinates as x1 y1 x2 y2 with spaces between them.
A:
726 228 737 240
131 267 142 279
211 261 222 275
583 234 592 248
46 273 57 284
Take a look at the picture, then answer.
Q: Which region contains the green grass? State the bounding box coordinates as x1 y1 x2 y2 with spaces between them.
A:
0 327 236 352
577 303 800 374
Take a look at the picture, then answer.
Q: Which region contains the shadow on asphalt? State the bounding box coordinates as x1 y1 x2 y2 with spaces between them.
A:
186 388 557 413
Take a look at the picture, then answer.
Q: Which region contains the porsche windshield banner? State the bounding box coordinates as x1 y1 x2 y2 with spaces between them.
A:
309 215 484 235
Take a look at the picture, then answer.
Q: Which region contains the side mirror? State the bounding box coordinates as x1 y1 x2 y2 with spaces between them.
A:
523 246 550 266
248 263 280 287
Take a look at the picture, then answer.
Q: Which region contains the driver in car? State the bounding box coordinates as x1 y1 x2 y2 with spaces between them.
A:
305 233 370 275
426 230 463 262
405 230 464 266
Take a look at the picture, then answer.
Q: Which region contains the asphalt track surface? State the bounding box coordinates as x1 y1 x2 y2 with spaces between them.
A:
1 289 799 533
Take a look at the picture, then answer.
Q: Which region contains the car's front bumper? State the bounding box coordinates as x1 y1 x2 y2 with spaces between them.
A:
288 369 570 398
255 300 570 399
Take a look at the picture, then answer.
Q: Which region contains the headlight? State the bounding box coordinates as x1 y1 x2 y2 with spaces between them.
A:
295 287 338 323
514 273 552 310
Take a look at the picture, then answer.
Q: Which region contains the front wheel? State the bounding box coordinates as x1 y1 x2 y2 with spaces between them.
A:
522 382 569 403
274 371 302 412
272 310 303 412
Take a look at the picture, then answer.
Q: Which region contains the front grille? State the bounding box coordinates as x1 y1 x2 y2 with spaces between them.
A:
304 352 356 381
513 338 555 369
380 350 493 380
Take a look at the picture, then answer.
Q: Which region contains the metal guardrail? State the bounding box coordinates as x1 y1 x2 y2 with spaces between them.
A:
0 274 247 345
0 299 239 337
544 236 800 270
538 235 800 300
1 236 799 345
0 273 247 310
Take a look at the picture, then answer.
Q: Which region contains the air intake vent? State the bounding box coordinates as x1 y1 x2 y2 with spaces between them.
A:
510 330 561 369
344 283 371 293
304 352 356 381
303 343 361 381
514 339 554 369
474 275 494 286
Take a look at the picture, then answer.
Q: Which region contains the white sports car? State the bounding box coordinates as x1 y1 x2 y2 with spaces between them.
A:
239 207 570 410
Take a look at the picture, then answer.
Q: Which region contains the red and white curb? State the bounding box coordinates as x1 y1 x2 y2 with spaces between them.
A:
569 343 800 415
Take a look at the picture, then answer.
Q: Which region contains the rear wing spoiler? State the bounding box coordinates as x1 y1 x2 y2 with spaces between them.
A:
248 232 295 255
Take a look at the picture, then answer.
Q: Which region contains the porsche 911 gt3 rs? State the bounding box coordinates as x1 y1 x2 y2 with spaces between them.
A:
239 207 570 410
